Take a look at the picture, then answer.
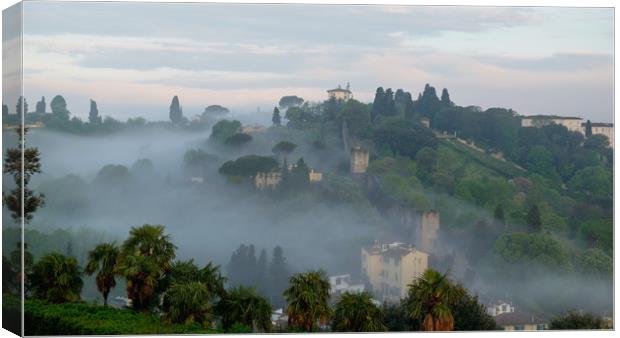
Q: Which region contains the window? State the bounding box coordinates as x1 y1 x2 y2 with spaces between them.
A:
536 324 545 330
502 305 507 311
336 278 341 285
514 325 524 331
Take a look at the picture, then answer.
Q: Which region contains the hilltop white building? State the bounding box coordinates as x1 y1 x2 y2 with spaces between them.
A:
327 83 352 101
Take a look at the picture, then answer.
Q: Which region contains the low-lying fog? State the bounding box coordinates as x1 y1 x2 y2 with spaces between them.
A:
6 127 375 276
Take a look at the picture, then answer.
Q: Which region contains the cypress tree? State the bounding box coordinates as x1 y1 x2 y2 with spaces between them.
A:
89 99 102 124
290 157 310 191
35 97 46 114
419 84 440 118
384 88 396 117
272 107 281 126
441 88 453 107
527 204 542 233
494 204 506 230
16 96 28 117
256 248 268 295
585 120 592 137
169 95 183 124
268 246 289 308
371 87 386 123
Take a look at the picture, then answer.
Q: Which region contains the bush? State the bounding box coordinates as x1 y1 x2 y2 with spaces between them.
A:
23 298 219 335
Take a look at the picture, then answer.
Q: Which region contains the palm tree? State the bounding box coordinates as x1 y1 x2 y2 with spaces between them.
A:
404 269 464 331
200 262 227 299
116 224 176 311
217 286 272 332
332 291 387 332
84 242 119 306
162 281 212 326
31 252 83 303
283 270 332 332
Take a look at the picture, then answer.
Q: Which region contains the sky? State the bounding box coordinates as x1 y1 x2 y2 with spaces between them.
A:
3 2 615 123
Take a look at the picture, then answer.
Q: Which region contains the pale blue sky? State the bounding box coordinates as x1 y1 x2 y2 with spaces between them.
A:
4 2 614 123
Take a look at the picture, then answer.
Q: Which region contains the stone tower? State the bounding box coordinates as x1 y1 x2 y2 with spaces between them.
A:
350 146 369 174
417 210 439 253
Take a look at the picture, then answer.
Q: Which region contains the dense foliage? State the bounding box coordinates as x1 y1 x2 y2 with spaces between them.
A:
332 291 387 332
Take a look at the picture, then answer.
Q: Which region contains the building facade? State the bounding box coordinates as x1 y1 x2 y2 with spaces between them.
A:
255 168 323 189
417 210 439 254
520 115 583 132
486 300 515 317
494 312 548 331
584 122 614 148
254 172 281 190
521 115 614 147
328 274 365 297
350 146 369 174
361 242 428 302
327 83 352 101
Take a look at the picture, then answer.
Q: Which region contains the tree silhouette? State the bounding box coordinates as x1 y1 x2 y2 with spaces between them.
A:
272 107 281 126
169 95 183 124
527 204 542 233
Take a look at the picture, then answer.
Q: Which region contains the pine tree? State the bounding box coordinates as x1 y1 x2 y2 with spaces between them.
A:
169 95 183 124
585 120 592 137
89 99 102 124
272 107 281 126
527 204 542 233
2 127 45 225
50 95 70 120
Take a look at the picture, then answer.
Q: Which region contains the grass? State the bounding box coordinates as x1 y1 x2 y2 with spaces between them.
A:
441 139 526 179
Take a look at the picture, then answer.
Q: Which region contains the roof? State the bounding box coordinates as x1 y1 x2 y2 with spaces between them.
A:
522 115 582 120
362 242 427 258
494 312 547 326
327 88 351 93
582 122 613 127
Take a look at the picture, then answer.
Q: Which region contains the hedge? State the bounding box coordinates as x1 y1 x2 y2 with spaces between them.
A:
15 297 220 335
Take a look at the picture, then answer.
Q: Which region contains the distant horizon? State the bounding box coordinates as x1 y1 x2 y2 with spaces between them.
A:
6 84 614 125
3 3 614 124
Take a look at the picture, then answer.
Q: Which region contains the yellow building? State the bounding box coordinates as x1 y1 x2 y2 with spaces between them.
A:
361 242 428 302
255 168 322 189
309 169 323 182
350 146 369 174
254 172 281 190
327 83 352 101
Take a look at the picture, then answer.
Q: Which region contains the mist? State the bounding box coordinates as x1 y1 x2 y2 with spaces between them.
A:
13 126 377 281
